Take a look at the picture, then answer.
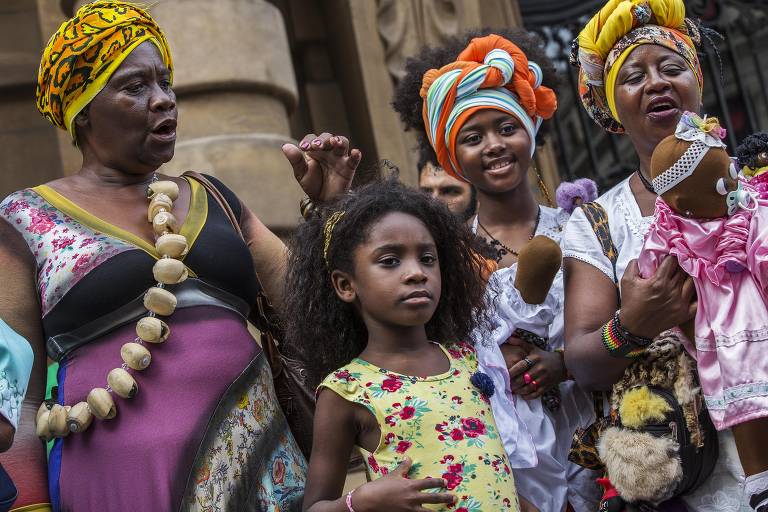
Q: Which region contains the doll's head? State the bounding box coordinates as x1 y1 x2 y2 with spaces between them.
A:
284 173 489 374
514 235 562 305
650 113 739 219
736 132 768 180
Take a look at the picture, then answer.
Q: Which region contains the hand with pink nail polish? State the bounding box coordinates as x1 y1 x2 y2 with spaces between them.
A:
281 132 362 203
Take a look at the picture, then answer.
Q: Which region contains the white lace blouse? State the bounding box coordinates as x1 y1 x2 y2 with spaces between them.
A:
561 177 750 512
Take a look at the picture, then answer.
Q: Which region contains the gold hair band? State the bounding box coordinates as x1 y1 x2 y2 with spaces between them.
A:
322 210 346 266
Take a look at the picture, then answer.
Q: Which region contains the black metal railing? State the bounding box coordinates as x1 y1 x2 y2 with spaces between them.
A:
520 0 768 189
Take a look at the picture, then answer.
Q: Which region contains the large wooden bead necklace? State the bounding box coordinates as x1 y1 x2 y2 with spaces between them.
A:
35 177 188 440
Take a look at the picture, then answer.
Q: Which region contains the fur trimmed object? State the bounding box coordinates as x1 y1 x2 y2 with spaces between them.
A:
598 427 683 504
619 386 672 429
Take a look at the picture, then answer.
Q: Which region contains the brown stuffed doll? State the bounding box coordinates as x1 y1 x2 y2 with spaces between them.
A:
639 112 768 512
649 113 738 219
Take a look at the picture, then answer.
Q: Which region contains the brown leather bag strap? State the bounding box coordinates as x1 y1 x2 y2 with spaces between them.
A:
183 171 244 239
182 171 284 372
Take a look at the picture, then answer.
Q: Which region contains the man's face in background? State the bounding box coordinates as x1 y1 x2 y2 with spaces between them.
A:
419 162 476 220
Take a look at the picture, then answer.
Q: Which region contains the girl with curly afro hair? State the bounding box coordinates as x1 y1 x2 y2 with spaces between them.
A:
288 174 528 511
393 29 601 512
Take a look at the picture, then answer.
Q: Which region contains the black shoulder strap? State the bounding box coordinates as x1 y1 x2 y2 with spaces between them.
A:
580 201 620 307
580 201 620 419
580 201 619 287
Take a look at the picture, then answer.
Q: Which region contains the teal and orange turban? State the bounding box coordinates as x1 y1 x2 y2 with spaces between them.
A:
571 0 702 134
36 1 173 138
420 34 557 181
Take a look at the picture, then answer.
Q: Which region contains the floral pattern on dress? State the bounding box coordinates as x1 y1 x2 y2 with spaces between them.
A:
0 189 131 316
185 355 307 511
320 341 519 511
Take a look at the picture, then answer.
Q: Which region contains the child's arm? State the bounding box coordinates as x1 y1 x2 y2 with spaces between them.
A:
304 389 456 512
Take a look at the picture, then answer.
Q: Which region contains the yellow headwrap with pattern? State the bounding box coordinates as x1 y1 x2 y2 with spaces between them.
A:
571 0 702 134
36 1 173 138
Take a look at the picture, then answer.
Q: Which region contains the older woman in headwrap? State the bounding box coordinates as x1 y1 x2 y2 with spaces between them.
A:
0 2 359 511
393 30 602 512
562 0 750 510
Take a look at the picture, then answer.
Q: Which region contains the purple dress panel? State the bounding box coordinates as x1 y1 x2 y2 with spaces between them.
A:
55 306 258 511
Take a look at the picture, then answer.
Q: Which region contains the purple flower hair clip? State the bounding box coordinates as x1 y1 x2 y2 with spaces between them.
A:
556 178 599 213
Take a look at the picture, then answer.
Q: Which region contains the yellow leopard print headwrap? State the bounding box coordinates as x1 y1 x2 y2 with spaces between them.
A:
36 1 173 138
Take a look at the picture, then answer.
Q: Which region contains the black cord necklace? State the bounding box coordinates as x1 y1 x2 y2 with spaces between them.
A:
636 170 656 194
477 206 541 259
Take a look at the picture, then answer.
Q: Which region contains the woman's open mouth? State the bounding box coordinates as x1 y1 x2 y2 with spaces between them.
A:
645 97 680 123
150 119 177 142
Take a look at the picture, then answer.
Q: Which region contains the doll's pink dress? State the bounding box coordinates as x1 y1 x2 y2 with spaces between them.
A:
638 189 768 430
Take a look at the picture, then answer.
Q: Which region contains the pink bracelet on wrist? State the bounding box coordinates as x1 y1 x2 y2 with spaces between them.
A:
345 489 356 512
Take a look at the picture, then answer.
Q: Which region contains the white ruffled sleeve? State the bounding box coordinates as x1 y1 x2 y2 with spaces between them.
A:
561 206 614 281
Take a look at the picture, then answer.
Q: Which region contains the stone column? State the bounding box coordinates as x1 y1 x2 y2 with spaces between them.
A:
65 0 300 232
0 0 65 197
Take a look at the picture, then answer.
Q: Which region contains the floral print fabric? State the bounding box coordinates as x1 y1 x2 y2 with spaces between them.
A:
320 342 519 511
0 188 132 316
184 355 306 511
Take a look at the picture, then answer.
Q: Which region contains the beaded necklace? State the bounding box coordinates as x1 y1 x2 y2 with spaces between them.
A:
35 175 189 439
636 170 656 195
476 206 541 260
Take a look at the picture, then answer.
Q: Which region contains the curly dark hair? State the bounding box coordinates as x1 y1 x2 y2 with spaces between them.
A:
283 173 489 375
736 132 768 169
392 27 560 150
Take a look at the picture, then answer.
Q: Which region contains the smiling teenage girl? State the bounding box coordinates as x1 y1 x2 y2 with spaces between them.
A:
393 31 601 512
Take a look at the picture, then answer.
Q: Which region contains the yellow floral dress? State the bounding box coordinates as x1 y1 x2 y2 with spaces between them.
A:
319 341 519 511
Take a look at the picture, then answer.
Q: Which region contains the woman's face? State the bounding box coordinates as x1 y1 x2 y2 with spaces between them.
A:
454 109 532 195
613 44 701 154
77 41 177 175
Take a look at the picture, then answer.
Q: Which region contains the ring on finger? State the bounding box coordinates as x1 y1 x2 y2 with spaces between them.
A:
523 357 534 371
523 373 533 385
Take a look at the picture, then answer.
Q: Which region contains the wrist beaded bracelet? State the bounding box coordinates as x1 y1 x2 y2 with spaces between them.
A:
345 489 356 512
601 311 649 359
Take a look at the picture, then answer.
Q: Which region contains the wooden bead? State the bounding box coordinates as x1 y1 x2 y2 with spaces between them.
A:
67 402 93 433
143 287 177 316
153 258 188 285
147 193 174 222
48 404 69 437
121 343 151 371
87 388 117 420
155 233 188 258
36 409 52 441
147 180 179 201
108 368 138 398
136 316 170 343
36 402 49 423
152 211 178 235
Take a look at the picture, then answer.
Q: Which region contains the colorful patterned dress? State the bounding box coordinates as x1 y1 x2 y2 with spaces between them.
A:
319 341 519 511
0 175 306 512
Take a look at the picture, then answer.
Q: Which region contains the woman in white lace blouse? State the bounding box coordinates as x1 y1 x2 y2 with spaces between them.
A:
562 0 748 510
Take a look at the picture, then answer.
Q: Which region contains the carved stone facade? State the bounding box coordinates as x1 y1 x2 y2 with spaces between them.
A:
0 0 533 232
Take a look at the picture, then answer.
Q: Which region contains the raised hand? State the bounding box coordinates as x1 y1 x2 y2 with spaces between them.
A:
350 458 456 512
282 132 362 204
